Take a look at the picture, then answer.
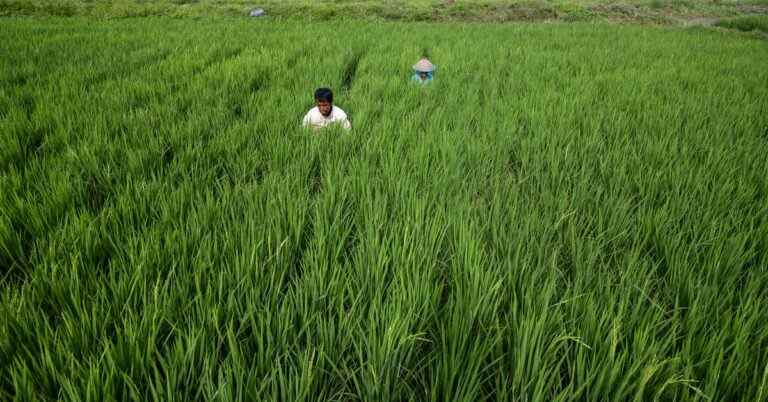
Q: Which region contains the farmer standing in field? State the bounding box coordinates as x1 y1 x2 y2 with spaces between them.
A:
302 87 351 131
412 58 436 84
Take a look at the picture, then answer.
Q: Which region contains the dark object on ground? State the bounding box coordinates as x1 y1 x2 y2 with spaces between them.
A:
249 8 266 17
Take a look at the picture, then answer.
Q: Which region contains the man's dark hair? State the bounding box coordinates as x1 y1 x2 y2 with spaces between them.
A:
314 87 333 103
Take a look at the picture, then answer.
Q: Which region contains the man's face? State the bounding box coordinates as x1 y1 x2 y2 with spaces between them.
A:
316 100 332 117
419 72 428 80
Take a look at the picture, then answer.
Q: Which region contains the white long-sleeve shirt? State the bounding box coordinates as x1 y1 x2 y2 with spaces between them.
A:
302 106 351 131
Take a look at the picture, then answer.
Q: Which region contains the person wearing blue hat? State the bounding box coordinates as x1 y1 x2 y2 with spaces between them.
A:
412 58 436 84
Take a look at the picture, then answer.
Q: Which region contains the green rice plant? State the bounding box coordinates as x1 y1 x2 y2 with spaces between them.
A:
0 17 767 401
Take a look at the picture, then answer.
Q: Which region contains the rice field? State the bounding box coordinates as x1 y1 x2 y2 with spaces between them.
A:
1 17 767 401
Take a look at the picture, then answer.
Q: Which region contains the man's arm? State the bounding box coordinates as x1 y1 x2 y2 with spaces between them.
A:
336 109 351 130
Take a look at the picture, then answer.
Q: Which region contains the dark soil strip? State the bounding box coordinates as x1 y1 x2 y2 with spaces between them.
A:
341 51 364 93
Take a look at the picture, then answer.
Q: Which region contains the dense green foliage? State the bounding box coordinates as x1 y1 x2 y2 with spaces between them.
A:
716 14 768 33
1 17 767 401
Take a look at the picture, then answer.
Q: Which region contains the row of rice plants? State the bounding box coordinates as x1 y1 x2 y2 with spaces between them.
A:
1 18 767 400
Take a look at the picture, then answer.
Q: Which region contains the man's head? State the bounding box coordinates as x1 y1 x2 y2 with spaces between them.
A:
314 87 333 117
419 71 429 80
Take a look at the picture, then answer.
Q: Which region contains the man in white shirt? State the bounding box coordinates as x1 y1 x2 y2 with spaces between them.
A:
302 87 351 131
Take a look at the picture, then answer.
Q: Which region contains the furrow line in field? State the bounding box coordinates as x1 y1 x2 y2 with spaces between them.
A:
190 47 245 78
341 50 365 93
82 49 173 93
